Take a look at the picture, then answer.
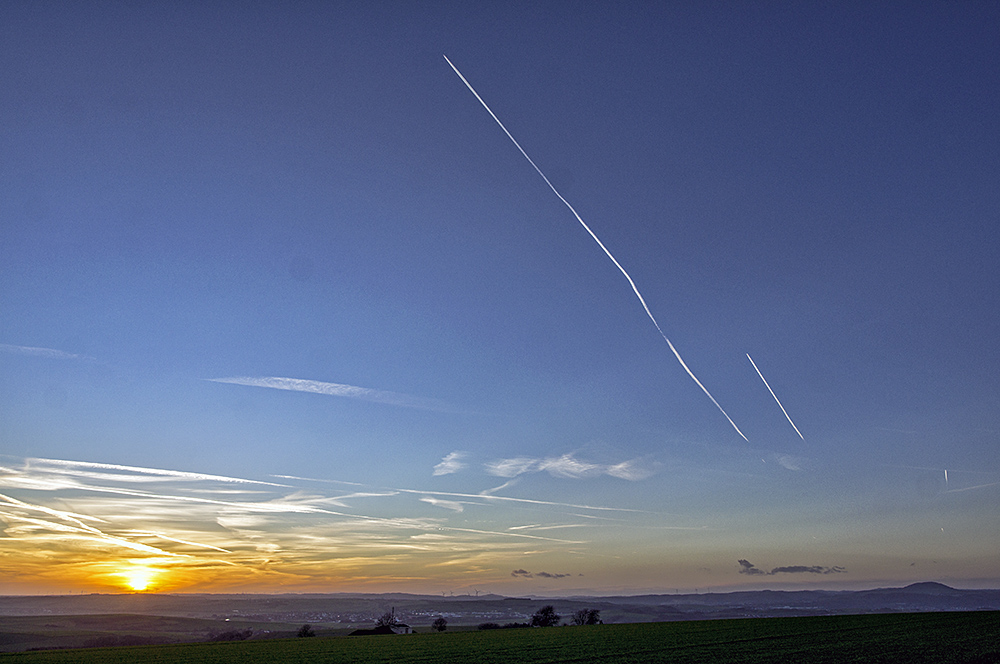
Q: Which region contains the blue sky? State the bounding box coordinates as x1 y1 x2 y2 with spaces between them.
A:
2 2 998 595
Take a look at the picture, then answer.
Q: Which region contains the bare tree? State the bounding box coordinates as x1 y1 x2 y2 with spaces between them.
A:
297 624 316 637
432 617 448 632
571 608 601 625
375 608 399 628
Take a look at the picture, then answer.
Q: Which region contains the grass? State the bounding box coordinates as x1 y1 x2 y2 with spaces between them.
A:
1 612 998 663
0 614 289 653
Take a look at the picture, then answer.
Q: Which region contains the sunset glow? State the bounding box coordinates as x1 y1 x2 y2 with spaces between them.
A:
2 3 998 597
122 568 156 592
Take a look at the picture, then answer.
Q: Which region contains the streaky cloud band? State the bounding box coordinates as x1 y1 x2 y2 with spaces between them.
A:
206 376 454 412
25 457 288 487
274 473 651 513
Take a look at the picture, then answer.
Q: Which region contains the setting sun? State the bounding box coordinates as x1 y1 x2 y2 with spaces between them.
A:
122 568 156 592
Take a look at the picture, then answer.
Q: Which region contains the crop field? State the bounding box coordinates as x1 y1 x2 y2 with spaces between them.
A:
2 611 998 664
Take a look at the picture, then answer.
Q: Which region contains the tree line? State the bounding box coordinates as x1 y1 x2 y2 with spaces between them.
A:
479 606 601 630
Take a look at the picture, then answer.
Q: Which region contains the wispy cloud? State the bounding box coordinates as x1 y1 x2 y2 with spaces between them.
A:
738 559 845 576
508 523 591 532
0 343 94 361
0 456 605 593
485 453 655 481
420 497 466 512
272 473 649 514
606 459 657 481
433 452 467 476
206 376 453 411
486 457 542 478
479 479 518 495
773 454 806 472
27 457 288 487
945 481 1000 494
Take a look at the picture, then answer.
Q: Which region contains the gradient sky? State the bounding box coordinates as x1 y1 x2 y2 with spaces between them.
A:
2 2 998 596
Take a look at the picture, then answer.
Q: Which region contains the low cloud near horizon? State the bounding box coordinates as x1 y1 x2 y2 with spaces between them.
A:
738 559 846 576
511 569 576 579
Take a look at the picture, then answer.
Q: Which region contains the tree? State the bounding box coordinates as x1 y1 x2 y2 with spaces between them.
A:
375 609 399 628
297 624 316 637
530 605 561 627
431 617 448 632
571 609 601 625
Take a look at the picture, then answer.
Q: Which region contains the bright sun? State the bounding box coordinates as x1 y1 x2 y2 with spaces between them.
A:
122 568 156 592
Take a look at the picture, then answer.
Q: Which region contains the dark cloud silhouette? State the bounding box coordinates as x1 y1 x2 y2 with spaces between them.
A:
739 560 846 575
511 569 574 579
738 559 766 575
771 565 846 575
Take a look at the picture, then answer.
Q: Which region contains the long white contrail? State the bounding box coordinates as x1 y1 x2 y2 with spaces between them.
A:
746 354 804 440
444 55 747 441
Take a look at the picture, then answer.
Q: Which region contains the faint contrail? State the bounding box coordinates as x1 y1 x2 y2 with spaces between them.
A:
747 354 804 440
0 343 94 361
206 376 454 412
443 55 748 442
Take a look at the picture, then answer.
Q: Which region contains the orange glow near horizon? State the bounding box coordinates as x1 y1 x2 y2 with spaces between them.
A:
4 456 998 597
121 567 156 592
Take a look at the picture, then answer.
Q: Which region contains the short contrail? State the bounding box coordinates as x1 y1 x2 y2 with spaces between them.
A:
746 354 804 440
444 55 748 442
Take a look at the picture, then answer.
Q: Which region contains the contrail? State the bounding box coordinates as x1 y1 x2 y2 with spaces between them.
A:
443 55 747 442
746 354 804 440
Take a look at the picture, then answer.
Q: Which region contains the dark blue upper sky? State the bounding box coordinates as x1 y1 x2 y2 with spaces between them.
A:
1 2 998 594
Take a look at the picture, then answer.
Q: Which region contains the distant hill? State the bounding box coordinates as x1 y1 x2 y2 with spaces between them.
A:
1 583 998 626
898 582 962 595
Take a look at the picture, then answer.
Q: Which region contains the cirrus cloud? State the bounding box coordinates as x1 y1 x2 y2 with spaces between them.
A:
486 454 654 481
206 376 454 412
432 452 467 476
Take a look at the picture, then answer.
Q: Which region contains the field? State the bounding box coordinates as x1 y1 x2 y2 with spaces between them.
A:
1 611 998 663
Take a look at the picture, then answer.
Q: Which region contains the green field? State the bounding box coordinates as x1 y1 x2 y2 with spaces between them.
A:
2 612 998 663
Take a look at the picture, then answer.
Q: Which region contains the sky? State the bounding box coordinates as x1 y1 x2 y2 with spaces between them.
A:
1 2 998 596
